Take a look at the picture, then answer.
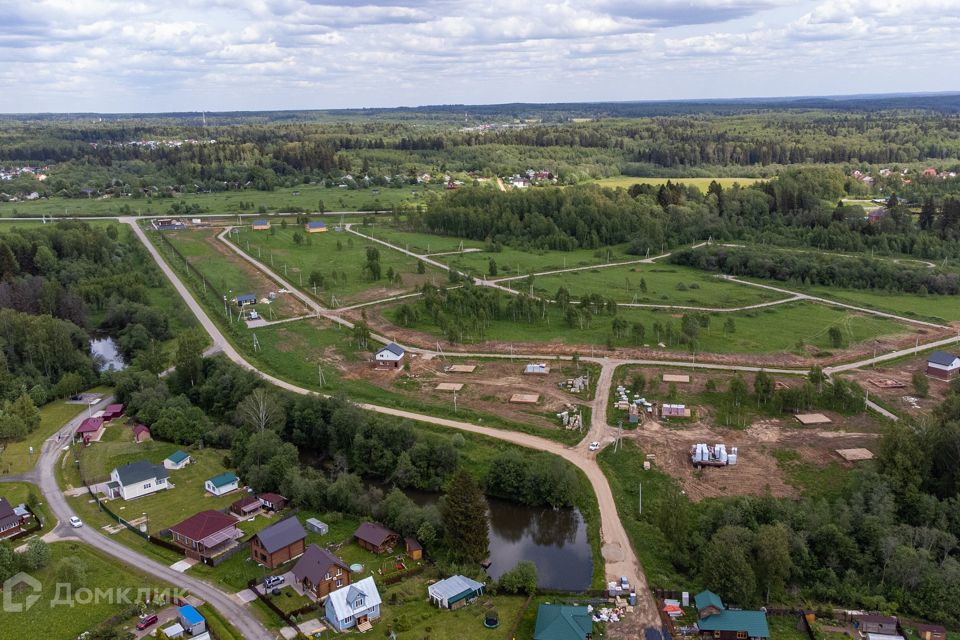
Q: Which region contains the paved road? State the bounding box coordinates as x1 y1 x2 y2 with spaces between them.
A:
0 393 273 640
128 218 665 629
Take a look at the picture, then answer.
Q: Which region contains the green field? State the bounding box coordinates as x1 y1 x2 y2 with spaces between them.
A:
444 242 635 278
0 395 94 476
230 225 445 307
0 183 441 218
593 176 763 190
526 263 787 307
0 541 168 640
362 226 486 254
395 300 909 354
801 285 960 323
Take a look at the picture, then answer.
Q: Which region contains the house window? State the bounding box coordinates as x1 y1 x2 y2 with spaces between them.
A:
324 572 331 580
714 632 721 639
737 633 748 639
336 579 342 587
355 597 365 608
143 483 152 489
158 478 165 484
336 568 342 576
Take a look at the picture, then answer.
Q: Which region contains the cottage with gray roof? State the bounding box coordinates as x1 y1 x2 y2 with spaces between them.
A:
927 351 960 380
375 343 405 368
292 544 350 599
250 516 306 568
108 460 170 500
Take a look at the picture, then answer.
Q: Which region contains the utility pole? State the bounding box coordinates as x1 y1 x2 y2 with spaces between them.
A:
638 481 642 516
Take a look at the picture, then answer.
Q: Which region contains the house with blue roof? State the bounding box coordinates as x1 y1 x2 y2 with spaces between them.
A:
235 294 256 308
927 350 960 380
305 220 328 233
178 604 206 635
694 590 769 640
375 343 406 368
204 471 240 496
252 218 271 230
533 603 593 640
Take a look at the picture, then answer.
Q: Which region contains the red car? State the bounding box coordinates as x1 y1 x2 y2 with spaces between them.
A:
136 614 158 630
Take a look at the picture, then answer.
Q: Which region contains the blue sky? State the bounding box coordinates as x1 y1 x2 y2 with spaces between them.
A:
1 0 957 113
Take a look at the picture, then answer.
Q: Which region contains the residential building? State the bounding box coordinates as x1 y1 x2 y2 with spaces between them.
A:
695 590 769 640
132 424 151 443
427 575 484 609
916 625 946 640
250 517 307 569
405 537 422 561
168 510 242 560
354 522 399 554
252 218 271 231
292 544 350 599
305 221 328 233
235 294 256 308
324 576 382 632
374 343 405 368
258 493 287 512
102 404 125 421
230 494 261 517
164 450 191 470
75 417 105 444
533 603 593 640
0 497 24 539
177 605 206 635
927 351 960 380
859 615 898 635
205 472 239 496
107 460 169 501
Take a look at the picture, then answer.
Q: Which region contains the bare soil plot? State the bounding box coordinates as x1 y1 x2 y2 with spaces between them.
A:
445 364 477 373
662 374 690 383
509 393 540 404
836 448 874 461
434 383 463 391
795 413 831 425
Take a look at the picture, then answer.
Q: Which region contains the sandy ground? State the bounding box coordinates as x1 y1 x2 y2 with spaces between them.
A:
840 353 948 415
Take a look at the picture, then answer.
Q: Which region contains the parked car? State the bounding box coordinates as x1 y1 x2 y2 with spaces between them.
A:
69 516 83 528
136 614 159 630
588 441 600 451
264 575 285 589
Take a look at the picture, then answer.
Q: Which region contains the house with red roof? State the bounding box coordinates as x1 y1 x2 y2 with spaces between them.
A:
102 404 125 421
132 424 151 443
169 510 242 561
75 417 105 444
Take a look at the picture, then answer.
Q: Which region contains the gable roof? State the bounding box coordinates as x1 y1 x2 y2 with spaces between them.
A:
0 497 19 530
695 590 724 611
306 221 327 229
354 522 397 547
166 450 190 464
132 424 150 437
697 610 769 638
169 510 237 542
533 604 592 640
235 294 256 303
327 576 381 621
928 351 960 367
428 575 484 603
207 472 238 488
114 460 168 486
916 625 946 635
254 517 306 554
76 417 104 434
259 492 285 505
103 403 124 415
378 343 405 357
252 218 269 225
292 544 349 586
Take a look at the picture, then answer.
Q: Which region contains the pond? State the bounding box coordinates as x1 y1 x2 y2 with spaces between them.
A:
90 336 127 372
391 485 593 591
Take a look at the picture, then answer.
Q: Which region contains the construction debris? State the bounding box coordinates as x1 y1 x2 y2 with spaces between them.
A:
561 375 589 393
691 443 738 467
869 378 905 389
523 363 550 375
661 403 691 418
556 404 585 431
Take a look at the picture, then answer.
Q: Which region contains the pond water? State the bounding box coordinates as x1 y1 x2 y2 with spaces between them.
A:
391 486 593 591
90 336 127 372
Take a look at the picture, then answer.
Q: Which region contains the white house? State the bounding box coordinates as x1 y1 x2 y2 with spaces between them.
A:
108 460 170 501
324 576 382 632
374 343 405 368
164 450 191 470
927 351 960 381
205 472 240 496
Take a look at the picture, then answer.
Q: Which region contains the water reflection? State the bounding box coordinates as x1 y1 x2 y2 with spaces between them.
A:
90 336 126 372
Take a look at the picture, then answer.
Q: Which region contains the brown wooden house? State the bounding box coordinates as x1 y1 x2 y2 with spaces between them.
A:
258 492 287 512
405 537 422 561
250 517 307 569
354 522 399 554
291 544 350 599
916 625 946 640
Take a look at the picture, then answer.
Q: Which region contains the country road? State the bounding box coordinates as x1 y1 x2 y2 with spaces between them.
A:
0 394 273 640
124 219 667 629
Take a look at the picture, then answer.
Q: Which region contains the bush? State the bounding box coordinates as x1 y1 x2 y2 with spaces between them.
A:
496 560 538 595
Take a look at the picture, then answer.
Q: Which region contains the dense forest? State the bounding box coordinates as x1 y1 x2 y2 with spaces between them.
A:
643 371 960 625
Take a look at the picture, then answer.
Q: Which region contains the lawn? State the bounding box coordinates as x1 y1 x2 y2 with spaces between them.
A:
592 176 763 190
0 183 441 218
229 224 445 307
0 394 97 476
772 449 860 501
73 435 239 531
768 614 813 640
800 284 960 324
525 263 787 307
362 226 486 255
597 440 695 589
0 541 169 640
395 300 910 355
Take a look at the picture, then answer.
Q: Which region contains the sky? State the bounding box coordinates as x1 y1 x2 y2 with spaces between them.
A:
1 0 958 113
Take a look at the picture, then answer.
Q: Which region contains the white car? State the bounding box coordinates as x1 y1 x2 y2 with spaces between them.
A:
69 516 83 528
588 441 601 451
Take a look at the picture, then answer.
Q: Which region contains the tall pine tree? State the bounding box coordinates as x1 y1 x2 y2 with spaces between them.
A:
441 470 489 564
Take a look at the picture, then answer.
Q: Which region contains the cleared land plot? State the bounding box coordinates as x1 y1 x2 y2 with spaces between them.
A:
795 413 831 425
386 301 912 356
446 364 477 373
164 228 309 319
444 242 634 278
837 448 874 461
0 542 169 640
362 226 485 255
525 263 787 307
510 393 540 404
230 225 443 307
435 382 464 391
592 176 763 190
663 374 690 383
840 354 949 415
0 183 439 218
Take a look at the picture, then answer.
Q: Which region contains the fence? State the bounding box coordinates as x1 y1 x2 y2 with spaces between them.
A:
6 506 42 542
86 483 187 555
245 578 320 634
155 229 224 300
382 564 426 585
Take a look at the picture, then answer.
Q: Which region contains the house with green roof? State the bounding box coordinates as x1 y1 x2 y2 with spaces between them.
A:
533 604 593 640
694 590 769 640
164 450 191 470
204 471 240 496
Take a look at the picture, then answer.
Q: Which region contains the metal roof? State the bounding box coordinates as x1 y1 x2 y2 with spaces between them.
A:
235 294 256 303
254 516 306 554
178 605 204 626
533 604 592 640
428 575 484 603
695 590 724 611
292 544 349 586
354 522 397 547
697 610 769 638
114 460 168 487
378 343 405 357
207 472 238 488
167 450 190 464
306 221 327 228
928 351 960 366
326 576 381 621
